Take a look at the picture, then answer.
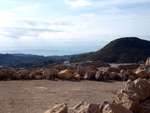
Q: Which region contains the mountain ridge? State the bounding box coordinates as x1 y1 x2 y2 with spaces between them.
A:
71 37 150 63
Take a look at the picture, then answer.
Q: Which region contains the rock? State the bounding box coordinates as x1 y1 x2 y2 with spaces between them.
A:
14 70 30 80
43 70 52 79
0 69 16 80
28 70 36 79
91 61 110 67
109 72 117 80
43 69 58 80
117 90 139 111
35 75 43 79
44 103 67 113
117 73 127 81
125 69 135 76
83 65 98 80
146 66 150 73
135 69 148 78
108 67 119 73
102 71 110 80
102 103 133 113
117 78 150 112
124 78 150 101
95 71 103 81
58 69 73 79
77 66 88 77
72 101 101 113
120 69 125 74
74 74 81 80
145 57 150 66
128 75 136 81
118 64 139 70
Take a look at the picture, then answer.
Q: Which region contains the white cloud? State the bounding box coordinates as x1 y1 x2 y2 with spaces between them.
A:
12 5 39 12
64 0 92 8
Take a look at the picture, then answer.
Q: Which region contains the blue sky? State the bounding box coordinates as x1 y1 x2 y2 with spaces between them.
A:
0 0 150 56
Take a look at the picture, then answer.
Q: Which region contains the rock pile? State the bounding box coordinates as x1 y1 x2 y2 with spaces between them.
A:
0 60 150 81
45 78 150 113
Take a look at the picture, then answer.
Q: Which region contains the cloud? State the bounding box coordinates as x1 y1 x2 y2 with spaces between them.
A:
0 27 62 38
12 4 39 12
63 0 150 9
64 0 92 8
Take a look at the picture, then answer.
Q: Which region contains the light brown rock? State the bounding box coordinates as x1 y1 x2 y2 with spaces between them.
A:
35 75 43 79
58 69 73 79
145 57 150 66
117 78 150 113
72 101 101 113
135 69 148 78
74 74 81 80
102 103 133 113
44 103 67 113
109 72 117 80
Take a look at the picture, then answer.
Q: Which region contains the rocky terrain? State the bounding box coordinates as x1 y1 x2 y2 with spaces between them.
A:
45 78 150 113
0 57 150 113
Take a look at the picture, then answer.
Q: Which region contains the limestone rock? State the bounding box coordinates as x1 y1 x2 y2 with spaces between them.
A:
44 103 67 113
109 72 117 80
95 71 103 81
58 69 73 79
145 57 150 66
128 75 136 81
135 69 148 78
35 75 43 79
117 78 150 112
102 103 133 113
72 101 101 113
74 74 81 80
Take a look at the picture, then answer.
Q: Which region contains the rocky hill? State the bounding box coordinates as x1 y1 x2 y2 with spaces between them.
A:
71 37 150 63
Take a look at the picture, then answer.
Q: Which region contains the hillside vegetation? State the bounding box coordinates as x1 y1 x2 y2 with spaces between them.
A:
71 37 150 63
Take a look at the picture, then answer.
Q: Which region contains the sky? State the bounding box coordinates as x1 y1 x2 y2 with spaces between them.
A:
0 0 150 56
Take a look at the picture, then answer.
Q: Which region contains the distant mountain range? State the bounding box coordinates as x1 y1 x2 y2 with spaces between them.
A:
71 37 150 63
0 53 82 69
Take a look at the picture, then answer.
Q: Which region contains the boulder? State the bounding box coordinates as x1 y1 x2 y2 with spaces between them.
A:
83 65 98 80
74 74 81 80
109 72 117 80
14 70 30 80
102 71 110 80
145 57 150 66
125 69 135 76
146 66 150 73
77 66 88 77
43 69 58 80
0 69 16 80
124 78 150 101
35 75 43 79
58 69 73 79
102 103 133 113
95 71 103 81
72 101 101 113
108 67 119 73
117 73 127 81
44 103 67 113
120 69 125 74
117 78 150 113
135 69 148 79
128 75 136 81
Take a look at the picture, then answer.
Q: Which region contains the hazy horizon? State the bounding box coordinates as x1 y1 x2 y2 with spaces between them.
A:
0 0 150 55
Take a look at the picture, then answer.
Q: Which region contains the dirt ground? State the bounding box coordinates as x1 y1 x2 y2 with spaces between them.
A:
0 80 126 113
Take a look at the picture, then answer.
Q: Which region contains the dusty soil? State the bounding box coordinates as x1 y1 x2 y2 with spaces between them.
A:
0 80 126 113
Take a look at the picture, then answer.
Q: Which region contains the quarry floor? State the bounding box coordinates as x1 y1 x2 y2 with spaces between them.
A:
0 80 126 113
